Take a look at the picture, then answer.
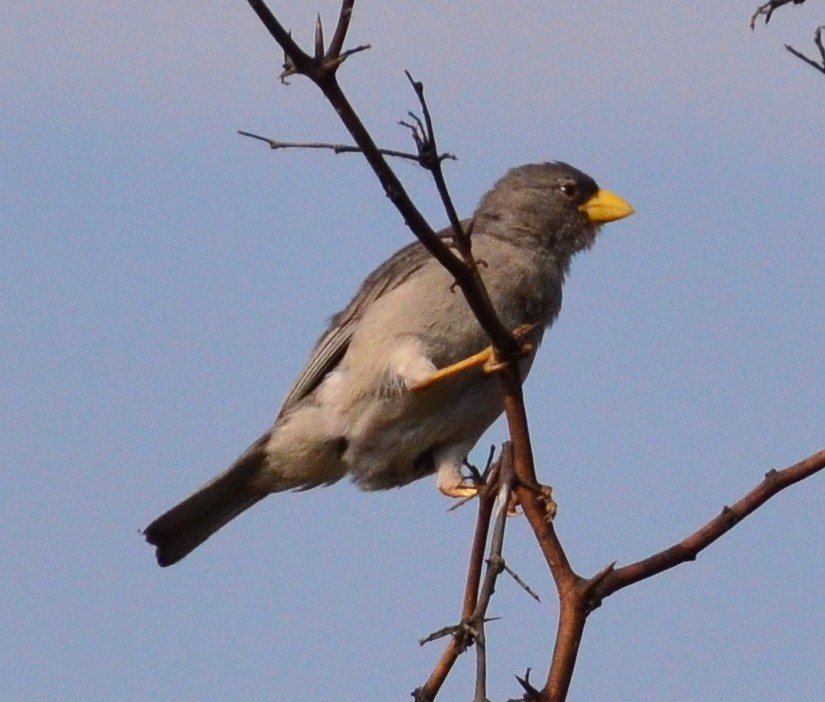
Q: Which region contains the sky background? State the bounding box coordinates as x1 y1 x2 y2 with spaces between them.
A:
2 2 824 700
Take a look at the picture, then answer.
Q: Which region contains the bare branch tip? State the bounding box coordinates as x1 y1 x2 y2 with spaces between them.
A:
418 623 462 647
237 130 274 148
332 43 371 68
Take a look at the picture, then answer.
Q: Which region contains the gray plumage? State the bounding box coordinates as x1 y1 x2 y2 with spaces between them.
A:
144 161 633 566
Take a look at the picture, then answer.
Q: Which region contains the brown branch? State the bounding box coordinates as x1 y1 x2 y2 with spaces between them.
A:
396 73 522 358
421 446 527 701
592 447 825 600
497 365 583 702
246 1 313 77
539 448 825 701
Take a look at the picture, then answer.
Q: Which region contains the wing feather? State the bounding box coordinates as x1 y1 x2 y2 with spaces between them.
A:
278 230 461 412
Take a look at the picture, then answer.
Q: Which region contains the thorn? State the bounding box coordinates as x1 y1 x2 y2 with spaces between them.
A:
327 43 371 69
315 14 325 59
515 668 541 700
590 561 617 588
581 561 616 612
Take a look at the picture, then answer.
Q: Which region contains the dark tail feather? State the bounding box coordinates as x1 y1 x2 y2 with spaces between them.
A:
144 435 270 567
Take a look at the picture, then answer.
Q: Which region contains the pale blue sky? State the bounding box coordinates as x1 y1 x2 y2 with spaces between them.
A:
2 2 824 701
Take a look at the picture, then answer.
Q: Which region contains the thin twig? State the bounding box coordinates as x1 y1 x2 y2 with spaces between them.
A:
784 26 825 74
419 624 464 646
750 0 808 29
237 130 443 162
501 562 541 603
397 71 522 355
402 73 476 271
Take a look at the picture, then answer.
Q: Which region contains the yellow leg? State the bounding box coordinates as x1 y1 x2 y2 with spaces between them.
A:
411 348 494 391
410 323 539 392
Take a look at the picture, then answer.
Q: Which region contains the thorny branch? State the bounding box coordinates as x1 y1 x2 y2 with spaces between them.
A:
417 445 541 702
242 2 825 701
244 0 523 359
592 448 825 600
472 445 515 702
537 448 825 702
416 451 500 700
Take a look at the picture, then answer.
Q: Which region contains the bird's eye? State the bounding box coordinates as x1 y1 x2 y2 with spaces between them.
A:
559 182 577 198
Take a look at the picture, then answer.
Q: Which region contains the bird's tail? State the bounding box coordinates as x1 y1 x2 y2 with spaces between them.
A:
144 434 272 567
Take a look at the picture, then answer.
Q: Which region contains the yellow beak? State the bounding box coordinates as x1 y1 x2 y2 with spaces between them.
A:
579 189 635 224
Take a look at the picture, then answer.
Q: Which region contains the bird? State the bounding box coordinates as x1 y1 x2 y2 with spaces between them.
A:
144 161 634 566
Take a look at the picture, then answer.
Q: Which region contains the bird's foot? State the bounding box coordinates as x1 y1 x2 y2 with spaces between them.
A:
539 484 557 521
520 481 557 521
439 472 522 518
438 481 479 499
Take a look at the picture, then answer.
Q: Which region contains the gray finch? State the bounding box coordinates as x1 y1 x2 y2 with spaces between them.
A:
144 161 634 566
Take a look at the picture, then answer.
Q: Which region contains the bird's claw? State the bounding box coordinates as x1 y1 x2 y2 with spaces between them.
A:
539 484 557 521
439 482 479 499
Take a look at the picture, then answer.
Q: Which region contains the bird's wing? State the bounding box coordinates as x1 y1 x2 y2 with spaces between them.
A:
278 230 461 413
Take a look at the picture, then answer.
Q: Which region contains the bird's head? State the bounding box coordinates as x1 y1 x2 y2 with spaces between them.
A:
475 161 634 268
